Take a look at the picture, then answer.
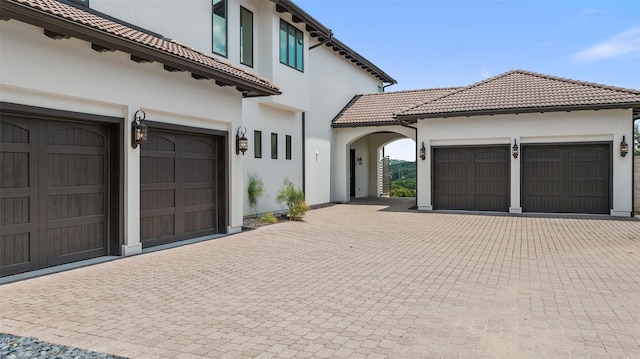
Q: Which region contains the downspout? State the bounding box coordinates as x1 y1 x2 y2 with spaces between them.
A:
399 119 419 209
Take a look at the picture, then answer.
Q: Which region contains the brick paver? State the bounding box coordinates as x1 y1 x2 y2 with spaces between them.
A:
2 198 640 358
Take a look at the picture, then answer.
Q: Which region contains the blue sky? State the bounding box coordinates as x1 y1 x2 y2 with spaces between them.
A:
296 0 640 160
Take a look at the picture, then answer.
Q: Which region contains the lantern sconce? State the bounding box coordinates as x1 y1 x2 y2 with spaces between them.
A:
236 126 248 155
131 109 148 149
512 139 519 159
419 142 426 160
357 156 363 165
620 135 629 157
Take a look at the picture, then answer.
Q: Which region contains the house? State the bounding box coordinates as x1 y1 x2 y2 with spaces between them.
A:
0 0 394 277
334 70 640 216
1 0 638 278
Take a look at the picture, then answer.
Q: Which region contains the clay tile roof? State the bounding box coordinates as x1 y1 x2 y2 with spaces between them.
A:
1 0 280 96
398 70 640 120
332 88 459 127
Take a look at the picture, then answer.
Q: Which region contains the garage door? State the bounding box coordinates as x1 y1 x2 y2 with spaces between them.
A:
1 115 113 276
433 146 510 211
140 129 226 248
521 143 610 214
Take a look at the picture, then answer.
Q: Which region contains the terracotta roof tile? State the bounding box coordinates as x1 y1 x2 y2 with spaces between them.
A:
332 88 458 127
3 0 280 95
399 70 640 119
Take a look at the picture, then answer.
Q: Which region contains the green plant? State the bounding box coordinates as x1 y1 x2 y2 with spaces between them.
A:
247 173 265 215
260 212 278 224
276 178 309 220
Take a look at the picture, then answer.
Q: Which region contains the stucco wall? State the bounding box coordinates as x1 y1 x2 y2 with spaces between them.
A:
415 109 634 216
635 157 640 214
1 20 246 254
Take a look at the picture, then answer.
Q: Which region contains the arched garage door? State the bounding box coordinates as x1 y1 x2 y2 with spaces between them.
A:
140 128 227 248
521 143 611 214
433 146 510 211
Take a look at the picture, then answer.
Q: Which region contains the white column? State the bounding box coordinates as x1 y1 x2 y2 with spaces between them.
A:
122 106 142 256
509 136 522 214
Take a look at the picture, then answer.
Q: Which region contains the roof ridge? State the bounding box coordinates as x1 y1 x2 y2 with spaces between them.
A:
513 69 640 95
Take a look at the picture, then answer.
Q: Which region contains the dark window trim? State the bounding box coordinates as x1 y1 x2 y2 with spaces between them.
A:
285 135 292 160
279 19 304 72
212 0 228 57
254 130 262 158
240 6 253 67
271 132 278 159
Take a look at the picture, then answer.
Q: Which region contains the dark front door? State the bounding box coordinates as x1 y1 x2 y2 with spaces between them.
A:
433 146 510 211
350 149 356 198
140 129 226 248
521 143 610 214
1 115 112 276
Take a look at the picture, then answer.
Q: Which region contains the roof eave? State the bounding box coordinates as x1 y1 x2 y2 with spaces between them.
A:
1 0 281 97
396 103 640 122
331 121 402 128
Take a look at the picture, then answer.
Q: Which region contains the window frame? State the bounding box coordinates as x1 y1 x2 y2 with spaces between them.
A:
240 6 254 67
212 0 228 57
285 135 292 160
271 133 278 159
254 130 262 158
279 19 304 72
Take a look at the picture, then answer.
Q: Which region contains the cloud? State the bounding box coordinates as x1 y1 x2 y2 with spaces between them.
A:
572 26 640 62
481 68 491 78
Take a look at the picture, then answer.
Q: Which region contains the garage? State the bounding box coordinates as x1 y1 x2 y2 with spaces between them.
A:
521 143 611 214
140 128 226 248
1 113 118 277
433 146 510 211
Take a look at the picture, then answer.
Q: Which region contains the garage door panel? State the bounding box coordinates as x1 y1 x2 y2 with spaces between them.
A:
522 144 610 214
434 146 509 211
141 130 224 248
1 233 30 268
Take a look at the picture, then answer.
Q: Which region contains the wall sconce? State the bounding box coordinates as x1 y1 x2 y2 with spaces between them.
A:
419 142 426 160
236 126 248 155
512 139 519 159
620 135 629 157
131 109 148 149
357 156 363 165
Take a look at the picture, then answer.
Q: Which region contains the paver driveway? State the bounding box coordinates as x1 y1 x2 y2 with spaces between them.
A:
1 198 640 358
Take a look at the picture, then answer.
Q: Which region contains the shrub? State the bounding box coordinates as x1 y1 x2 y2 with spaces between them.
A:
247 173 265 215
260 212 278 224
276 178 309 221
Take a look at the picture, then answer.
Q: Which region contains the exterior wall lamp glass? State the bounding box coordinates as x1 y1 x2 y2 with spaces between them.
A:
357 156 363 165
620 135 629 157
236 126 248 155
419 142 426 160
131 109 148 149
512 139 519 159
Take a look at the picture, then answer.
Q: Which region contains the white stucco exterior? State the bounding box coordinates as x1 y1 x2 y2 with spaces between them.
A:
415 109 635 216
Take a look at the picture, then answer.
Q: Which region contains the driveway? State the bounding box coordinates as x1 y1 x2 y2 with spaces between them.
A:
1 198 640 358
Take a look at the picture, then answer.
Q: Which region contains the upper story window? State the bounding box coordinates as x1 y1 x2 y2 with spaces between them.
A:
212 0 227 57
279 20 303 72
240 7 253 67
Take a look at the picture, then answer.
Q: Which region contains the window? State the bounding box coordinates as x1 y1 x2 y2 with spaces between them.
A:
271 133 278 159
240 7 253 67
212 0 227 56
285 135 292 160
279 20 303 71
254 130 262 158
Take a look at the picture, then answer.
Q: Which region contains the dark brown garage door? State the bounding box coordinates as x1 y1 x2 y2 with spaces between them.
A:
140 129 226 248
1 115 113 276
521 143 610 214
433 146 510 211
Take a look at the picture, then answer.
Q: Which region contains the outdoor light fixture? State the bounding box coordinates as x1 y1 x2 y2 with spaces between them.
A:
419 142 426 160
512 139 519 159
131 109 148 149
236 126 248 155
357 156 363 165
620 135 629 157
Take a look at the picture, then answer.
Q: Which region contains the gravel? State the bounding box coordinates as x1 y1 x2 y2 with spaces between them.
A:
1 334 127 359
